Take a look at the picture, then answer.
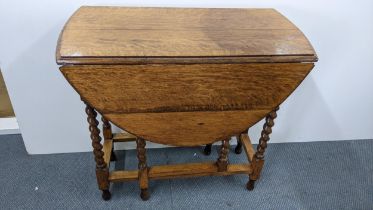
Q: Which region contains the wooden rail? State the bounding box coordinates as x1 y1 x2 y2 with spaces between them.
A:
103 139 113 167
240 133 255 162
109 162 252 182
112 132 137 142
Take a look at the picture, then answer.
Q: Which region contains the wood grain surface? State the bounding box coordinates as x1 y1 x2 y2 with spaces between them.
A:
60 63 314 114
109 162 252 182
105 110 268 146
56 6 317 64
240 133 255 162
103 139 113 166
61 63 313 146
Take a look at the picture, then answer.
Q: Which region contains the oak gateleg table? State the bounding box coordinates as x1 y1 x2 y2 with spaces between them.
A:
56 6 317 201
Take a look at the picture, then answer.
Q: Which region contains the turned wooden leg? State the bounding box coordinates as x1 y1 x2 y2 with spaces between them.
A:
246 179 256 191
102 190 111 200
102 117 116 161
85 102 111 201
136 138 150 201
216 139 230 172
247 107 279 191
234 135 243 154
203 144 212 155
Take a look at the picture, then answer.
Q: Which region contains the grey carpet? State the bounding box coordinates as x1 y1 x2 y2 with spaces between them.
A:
0 134 372 210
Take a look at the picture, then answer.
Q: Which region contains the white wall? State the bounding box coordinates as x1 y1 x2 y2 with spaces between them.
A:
0 0 372 154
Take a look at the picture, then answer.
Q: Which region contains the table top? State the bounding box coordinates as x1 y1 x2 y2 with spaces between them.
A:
56 6 317 65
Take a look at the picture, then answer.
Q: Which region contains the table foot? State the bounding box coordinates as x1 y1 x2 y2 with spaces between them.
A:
203 144 212 155
102 190 111 201
234 145 242 154
140 189 150 201
110 151 117 161
234 135 243 154
246 180 255 191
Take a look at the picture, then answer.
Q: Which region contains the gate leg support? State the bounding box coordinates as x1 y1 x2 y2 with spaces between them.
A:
102 116 116 161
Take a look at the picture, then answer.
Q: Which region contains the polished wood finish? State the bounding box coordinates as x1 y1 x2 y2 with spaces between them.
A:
109 170 138 182
240 133 256 162
57 7 317 65
57 6 317 201
102 117 112 139
61 63 313 146
61 63 313 114
106 110 268 146
248 107 279 191
217 140 230 172
102 117 116 161
109 162 252 182
84 102 110 200
112 132 137 142
255 107 279 160
102 139 113 166
136 138 150 200
58 56 317 65
149 162 251 179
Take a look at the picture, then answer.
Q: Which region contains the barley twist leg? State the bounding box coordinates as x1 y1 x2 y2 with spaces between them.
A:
247 107 279 191
84 102 111 200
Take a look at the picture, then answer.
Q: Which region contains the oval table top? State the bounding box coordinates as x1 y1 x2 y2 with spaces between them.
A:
56 6 317 65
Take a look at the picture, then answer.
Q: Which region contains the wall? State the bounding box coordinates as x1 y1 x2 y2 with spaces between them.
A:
0 0 372 154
